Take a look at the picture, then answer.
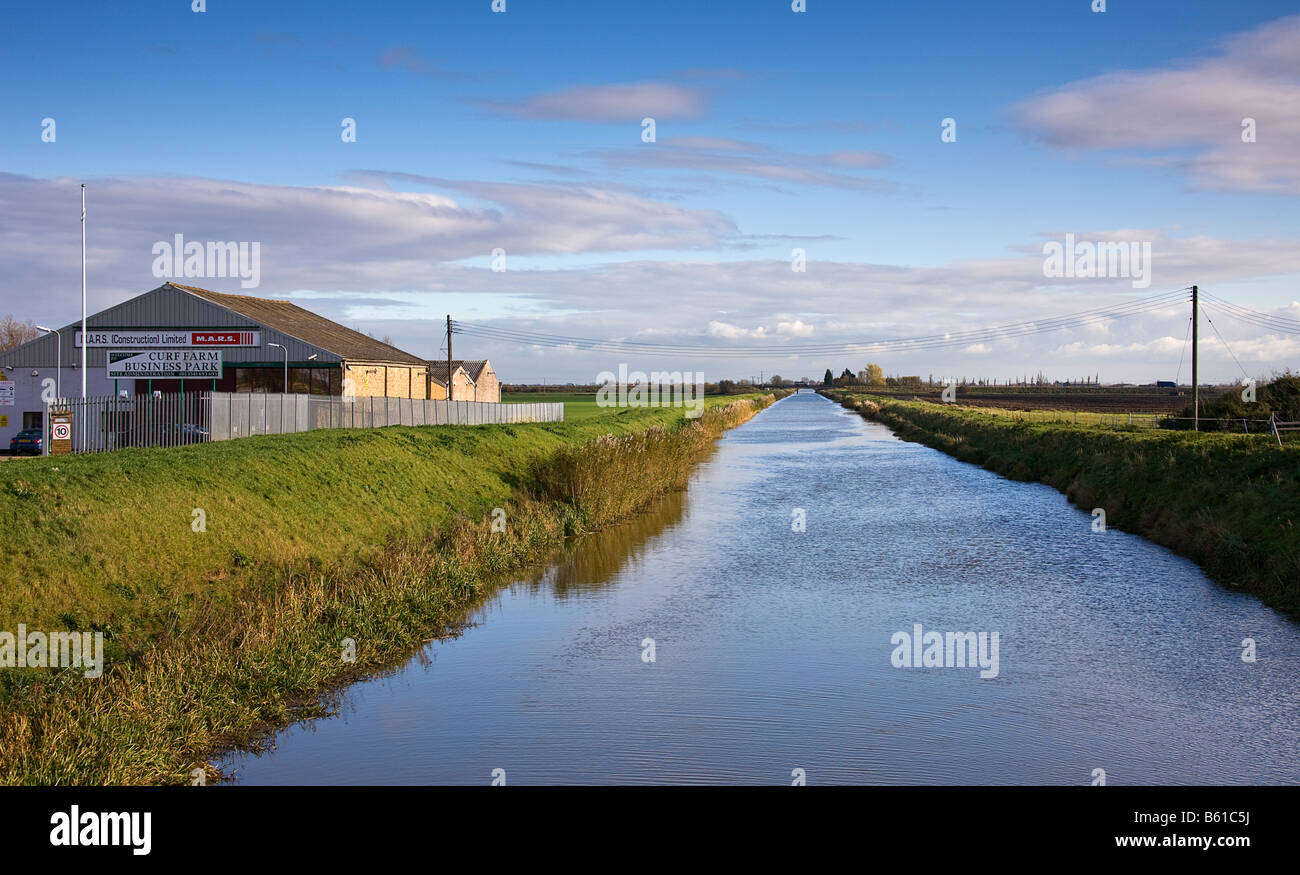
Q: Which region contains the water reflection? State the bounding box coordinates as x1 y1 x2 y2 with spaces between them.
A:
522 488 688 599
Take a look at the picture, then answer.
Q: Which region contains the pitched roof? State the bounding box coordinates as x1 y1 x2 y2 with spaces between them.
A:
170 283 427 366
450 359 491 382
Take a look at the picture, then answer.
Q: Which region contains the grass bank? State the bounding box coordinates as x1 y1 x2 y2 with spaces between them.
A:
829 391 1300 617
0 392 788 784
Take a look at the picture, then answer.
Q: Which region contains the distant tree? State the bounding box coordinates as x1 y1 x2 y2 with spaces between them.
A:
822 368 834 386
0 314 39 352
864 363 886 386
770 375 784 386
840 367 855 381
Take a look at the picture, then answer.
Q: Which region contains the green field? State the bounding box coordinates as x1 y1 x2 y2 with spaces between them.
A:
0 391 784 784
958 405 1169 429
503 391 605 421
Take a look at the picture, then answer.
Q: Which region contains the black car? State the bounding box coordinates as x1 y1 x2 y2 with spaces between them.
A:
9 429 43 455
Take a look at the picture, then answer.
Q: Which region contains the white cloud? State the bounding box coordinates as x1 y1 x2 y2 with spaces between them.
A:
1016 14 1300 193
776 319 815 337
707 320 767 339
0 172 735 309
591 137 896 191
3 173 1298 384
479 82 706 122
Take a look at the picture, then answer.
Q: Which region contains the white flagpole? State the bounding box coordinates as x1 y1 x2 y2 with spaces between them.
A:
81 183 87 399
80 183 87 452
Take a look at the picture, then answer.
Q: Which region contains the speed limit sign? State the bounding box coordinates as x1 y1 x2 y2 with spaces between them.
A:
51 410 73 454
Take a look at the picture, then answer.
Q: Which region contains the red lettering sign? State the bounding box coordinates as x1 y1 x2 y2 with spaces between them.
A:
192 332 243 345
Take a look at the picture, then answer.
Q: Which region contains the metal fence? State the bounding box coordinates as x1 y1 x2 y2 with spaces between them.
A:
208 392 563 440
45 393 213 453
44 392 564 454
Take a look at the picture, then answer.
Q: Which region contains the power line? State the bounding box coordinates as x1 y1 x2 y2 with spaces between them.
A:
1200 305 1252 381
453 287 1191 358
1200 293 1300 334
1175 313 1192 385
453 288 1188 354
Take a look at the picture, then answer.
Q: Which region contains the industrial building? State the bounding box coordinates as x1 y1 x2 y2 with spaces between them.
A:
0 282 462 448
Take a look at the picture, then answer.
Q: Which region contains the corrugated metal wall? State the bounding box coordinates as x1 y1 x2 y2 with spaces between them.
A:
4 284 344 367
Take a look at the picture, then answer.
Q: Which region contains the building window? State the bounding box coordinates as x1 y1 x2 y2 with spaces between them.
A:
23 411 42 430
290 367 311 394
233 366 338 394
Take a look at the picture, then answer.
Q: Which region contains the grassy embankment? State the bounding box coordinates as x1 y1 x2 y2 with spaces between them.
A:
0 391 787 784
829 391 1300 617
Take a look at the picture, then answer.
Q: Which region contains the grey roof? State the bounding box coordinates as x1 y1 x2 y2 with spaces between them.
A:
1 283 429 368
174 284 427 366
427 359 491 382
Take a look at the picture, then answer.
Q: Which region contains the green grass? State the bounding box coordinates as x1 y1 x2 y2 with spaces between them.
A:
0 392 786 784
503 391 731 423
831 391 1300 617
957 405 1169 428
503 391 607 421
0 394 759 637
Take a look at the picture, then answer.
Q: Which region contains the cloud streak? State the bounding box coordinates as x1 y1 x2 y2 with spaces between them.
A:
478 81 707 122
1015 14 1300 194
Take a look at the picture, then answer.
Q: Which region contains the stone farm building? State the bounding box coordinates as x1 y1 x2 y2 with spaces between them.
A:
427 359 501 403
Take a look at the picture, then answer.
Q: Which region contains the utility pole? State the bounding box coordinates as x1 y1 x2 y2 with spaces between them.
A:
1192 285 1199 432
446 315 453 401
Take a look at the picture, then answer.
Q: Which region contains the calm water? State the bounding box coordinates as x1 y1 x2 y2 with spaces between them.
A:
222 392 1300 785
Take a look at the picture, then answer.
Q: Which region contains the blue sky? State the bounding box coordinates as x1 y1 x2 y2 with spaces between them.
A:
3 0 1299 383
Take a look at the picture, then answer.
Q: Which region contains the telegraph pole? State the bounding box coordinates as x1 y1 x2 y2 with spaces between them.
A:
1191 285 1199 432
446 315 453 400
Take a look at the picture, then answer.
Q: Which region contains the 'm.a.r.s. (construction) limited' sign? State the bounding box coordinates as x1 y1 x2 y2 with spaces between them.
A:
107 350 223 379
77 330 260 348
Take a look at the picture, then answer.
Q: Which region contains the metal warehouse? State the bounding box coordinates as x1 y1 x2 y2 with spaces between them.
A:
0 282 442 447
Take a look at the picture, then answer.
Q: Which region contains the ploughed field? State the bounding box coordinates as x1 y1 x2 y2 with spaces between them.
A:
850 385 1198 414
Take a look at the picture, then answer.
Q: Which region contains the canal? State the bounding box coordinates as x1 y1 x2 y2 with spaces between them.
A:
222 391 1300 784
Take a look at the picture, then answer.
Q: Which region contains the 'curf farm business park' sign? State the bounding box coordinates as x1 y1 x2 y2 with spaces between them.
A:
76 330 260 348
107 350 223 379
